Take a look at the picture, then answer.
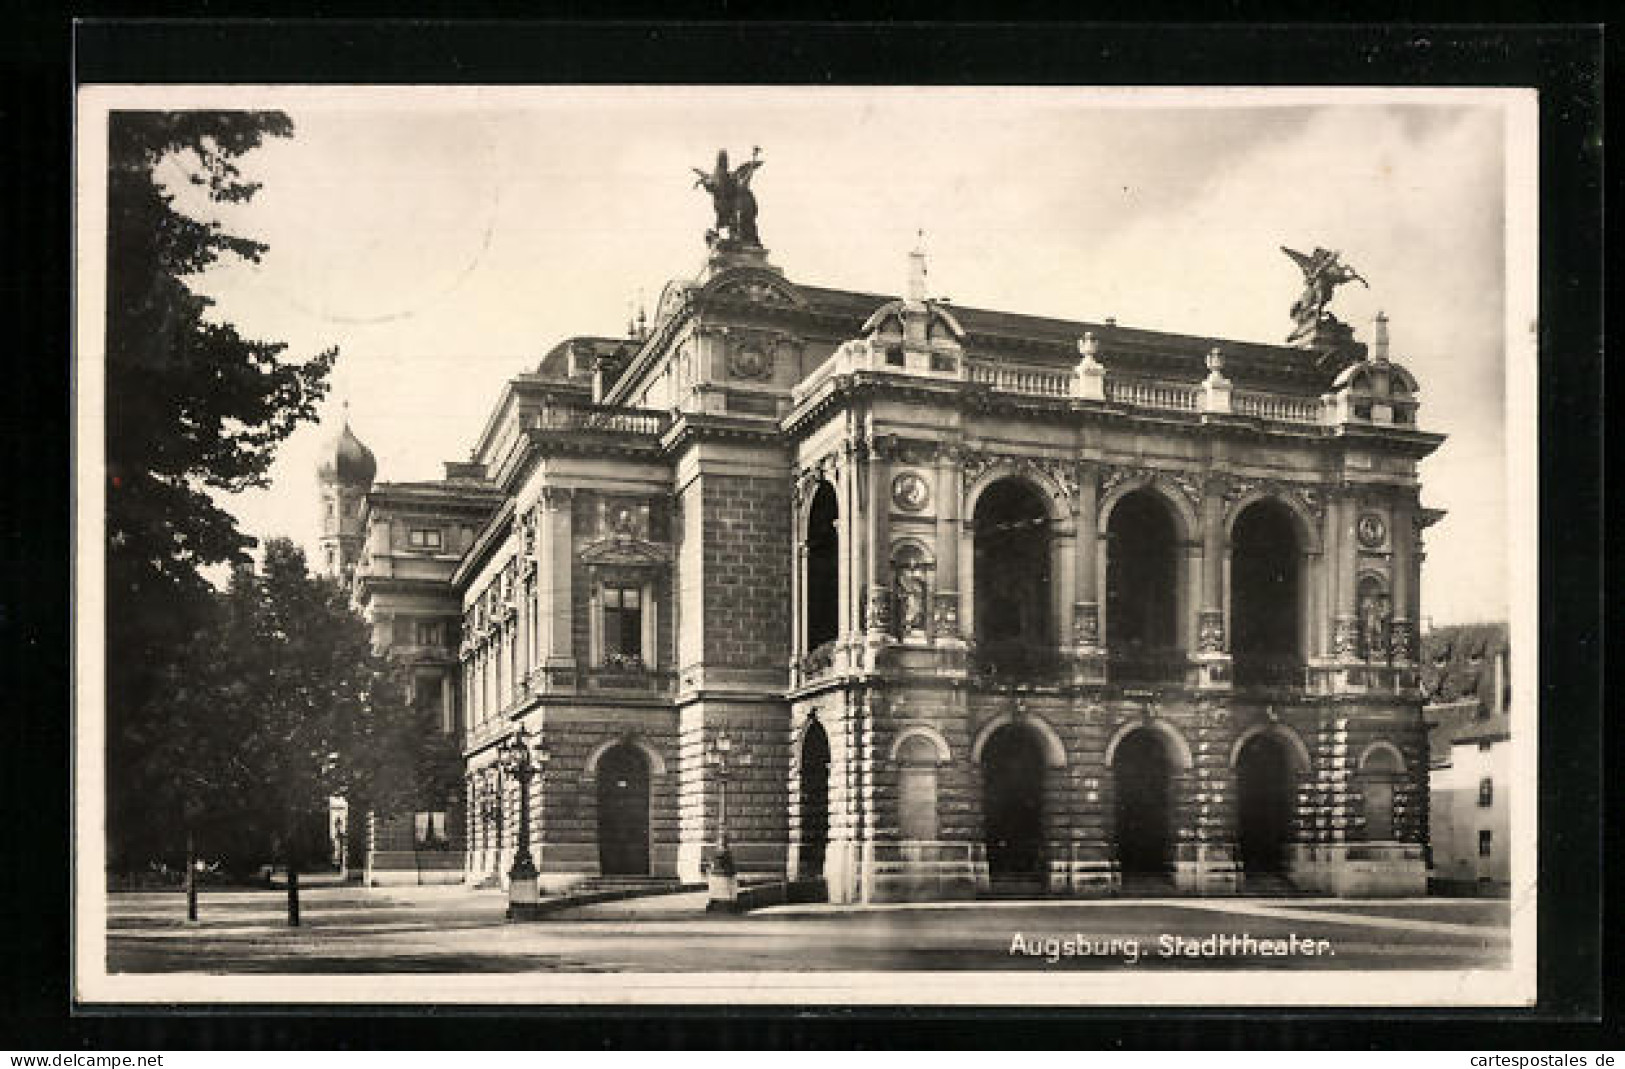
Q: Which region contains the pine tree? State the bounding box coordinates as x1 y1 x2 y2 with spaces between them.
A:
104 111 336 870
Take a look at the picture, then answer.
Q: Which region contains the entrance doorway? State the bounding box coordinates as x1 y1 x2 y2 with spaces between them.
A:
1236 733 1295 875
797 720 831 879
1112 729 1175 877
981 724 1046 877
596 743 651 876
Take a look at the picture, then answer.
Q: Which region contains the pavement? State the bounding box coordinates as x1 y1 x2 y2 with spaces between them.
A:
103 884 1512 974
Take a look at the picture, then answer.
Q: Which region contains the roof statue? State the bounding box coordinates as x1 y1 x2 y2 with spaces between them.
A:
693 147 765 248
1281 245 1367 346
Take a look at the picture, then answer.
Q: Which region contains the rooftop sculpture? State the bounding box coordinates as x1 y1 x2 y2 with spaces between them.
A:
692 147 765 248
1281 245 1367 346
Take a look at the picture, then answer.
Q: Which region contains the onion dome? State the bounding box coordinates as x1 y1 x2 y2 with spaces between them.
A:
316 410 377 487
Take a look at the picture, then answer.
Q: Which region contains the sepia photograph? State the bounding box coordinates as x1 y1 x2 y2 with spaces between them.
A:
73 83 1539 1007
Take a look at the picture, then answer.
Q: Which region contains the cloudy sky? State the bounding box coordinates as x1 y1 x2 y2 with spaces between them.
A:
110 86 1527 626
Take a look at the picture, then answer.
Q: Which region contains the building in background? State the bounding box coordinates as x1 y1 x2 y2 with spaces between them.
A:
316 416 504 885
1423 623 1512 896
329 153 1448 901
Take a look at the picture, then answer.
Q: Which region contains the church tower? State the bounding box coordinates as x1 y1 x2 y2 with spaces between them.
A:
315 405 376 579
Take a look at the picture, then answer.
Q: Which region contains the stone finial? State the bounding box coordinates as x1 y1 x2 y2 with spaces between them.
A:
1077 332 1102 368
907 230 928 304
1200 345 1233 413
1372 311 1390 364
1074 332 1106 401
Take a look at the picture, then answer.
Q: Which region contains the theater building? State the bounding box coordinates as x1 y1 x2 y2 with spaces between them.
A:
332 167 1445 900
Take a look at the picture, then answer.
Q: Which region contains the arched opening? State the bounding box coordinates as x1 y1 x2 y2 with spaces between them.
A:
1231 499 1303 686
1106 489 1181 682
1236 733 1295 877
896 734 941 842
1112 728 1176 880
596 743 651 876
1359 745 1401 841
796 720 831 879
805 482 840 654
980 723 1047 879
973 479 1053 674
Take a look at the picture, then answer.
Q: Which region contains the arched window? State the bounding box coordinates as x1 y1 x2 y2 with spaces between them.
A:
897 734 941 842
1106 489 1181 681
804 482 840 653
1359 744 1403 841
973 478 1053 673
796 720 831 878
1231 499 1303 686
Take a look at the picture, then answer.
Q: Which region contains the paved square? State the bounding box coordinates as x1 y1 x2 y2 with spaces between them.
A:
105 886 1511 974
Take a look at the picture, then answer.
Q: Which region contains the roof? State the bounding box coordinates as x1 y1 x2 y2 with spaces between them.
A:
316 417 377 486
794 282 1345 395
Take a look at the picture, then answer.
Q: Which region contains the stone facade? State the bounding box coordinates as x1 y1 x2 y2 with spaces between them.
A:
342 227 1445 902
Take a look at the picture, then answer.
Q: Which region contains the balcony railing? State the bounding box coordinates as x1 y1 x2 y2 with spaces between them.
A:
798 640 838 678
1233 655 1307 688
969 639 1065 682
529 399 670 437
1107 649 1190 686
967 361 1074 397
1104 377 1201 413
1233 390 1323 425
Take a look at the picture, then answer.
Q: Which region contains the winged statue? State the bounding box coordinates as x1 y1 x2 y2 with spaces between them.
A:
1281 245 1367 343
693 147 765 246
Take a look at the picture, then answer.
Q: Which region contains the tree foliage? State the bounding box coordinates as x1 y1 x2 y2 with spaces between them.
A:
105 111 336 869
158 540 461 874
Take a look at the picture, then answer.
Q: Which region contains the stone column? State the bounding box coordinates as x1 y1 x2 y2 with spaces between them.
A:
1183 703 1239 893
865 441 892 640
1389 494 1415 662
1331 491 1360 660
843 446 863 640
932 446 962 641
792 538 807 656
1198 485 1227 654
539 488 575 678
1072 464 1101 650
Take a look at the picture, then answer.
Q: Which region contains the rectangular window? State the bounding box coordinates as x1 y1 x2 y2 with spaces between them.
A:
1478 777 1494 807
416 620 443 647
1478 830 1493 857
602 585 644 667
408 527 443 550
414 811 449 850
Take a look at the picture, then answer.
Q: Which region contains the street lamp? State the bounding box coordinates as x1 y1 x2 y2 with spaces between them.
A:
476 769 505 885
705 732 752 913
498 725 550 919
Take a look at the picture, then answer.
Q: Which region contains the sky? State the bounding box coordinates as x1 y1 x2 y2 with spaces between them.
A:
150 87 1522 626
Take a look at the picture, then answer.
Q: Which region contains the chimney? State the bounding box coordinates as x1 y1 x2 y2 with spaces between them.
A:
1373 311 1390 363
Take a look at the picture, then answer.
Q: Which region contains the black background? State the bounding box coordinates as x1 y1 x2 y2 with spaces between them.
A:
3 14 1607 1050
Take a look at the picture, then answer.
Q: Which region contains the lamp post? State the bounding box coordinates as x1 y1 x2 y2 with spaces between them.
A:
476 770 504 885
498 725 550 919
706 732 752 912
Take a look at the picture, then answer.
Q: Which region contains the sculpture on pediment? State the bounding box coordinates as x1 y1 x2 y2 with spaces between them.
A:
692 147 765 247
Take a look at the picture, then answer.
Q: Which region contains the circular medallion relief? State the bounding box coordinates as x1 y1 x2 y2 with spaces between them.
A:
891 471 930 511
728 343 771 380
1356 512 1388 548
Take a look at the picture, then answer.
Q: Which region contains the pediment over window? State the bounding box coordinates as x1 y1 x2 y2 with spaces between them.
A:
578 536 672 568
